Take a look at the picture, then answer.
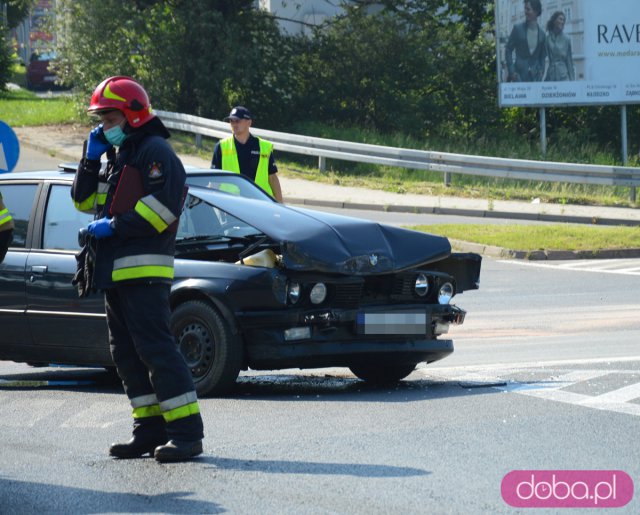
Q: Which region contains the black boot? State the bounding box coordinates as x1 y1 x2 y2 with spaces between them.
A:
154 439 203 462
110 415 168 459
109 435 168 459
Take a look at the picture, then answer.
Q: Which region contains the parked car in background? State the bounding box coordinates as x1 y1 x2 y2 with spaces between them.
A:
26 52 58 89
0 167 481 395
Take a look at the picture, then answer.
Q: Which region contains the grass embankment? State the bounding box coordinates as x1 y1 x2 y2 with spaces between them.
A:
3 86 639 253
411 224 640 252
0 89 83 126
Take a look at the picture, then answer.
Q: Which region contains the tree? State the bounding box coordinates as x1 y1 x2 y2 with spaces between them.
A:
55 0 295 126
3 0 36 29
292 2 498 139
1 0 36 89
0 30 11 90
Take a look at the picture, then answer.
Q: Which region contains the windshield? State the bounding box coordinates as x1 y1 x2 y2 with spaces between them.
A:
186 172 273 201
177 194 264 241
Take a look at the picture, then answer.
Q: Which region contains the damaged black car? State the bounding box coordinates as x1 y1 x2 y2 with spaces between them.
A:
0 168 481 395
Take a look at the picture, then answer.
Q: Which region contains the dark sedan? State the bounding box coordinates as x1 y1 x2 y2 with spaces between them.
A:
0 167 481 395
26 52 58 90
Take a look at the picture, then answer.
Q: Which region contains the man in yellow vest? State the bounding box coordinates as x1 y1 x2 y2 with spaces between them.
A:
0 191 15 263
211 106 283 203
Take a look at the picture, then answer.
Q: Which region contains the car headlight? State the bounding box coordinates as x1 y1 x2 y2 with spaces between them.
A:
309 283 327 304
288 281 301 304
415 273 429 297
438 282 454 304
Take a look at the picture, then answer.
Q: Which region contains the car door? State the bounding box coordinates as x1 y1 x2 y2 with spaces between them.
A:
0 182 40 360
25 182 111 362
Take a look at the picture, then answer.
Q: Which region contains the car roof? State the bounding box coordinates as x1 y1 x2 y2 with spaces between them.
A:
0 165 246 183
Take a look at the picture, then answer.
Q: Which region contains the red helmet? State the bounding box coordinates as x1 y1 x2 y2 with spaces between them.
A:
87 76 155 128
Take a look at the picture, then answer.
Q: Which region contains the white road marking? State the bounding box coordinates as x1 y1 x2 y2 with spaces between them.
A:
61 401 130 429
0 399 66 427
498 259 640 276
421 360 640 418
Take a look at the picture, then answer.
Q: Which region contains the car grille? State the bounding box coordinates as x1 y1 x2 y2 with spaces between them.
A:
332 282 364 308
329 272 430 308
391 275 414 296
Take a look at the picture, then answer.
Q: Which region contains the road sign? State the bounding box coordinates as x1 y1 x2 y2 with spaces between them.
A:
0 121 20 173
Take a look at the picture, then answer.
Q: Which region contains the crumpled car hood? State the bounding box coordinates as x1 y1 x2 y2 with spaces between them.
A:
190 188 451 275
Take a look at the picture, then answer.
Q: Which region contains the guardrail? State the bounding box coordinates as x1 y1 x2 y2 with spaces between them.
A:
157 110 639 201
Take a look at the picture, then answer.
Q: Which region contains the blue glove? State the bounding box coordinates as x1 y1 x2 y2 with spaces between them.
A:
86 125 112 160
87 217 114 239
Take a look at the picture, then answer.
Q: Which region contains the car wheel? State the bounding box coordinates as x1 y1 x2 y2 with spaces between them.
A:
171 300 242 396
349 357 418 385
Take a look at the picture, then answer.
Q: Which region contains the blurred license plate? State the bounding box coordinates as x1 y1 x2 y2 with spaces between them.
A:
357 311 426 335
44 76 56 82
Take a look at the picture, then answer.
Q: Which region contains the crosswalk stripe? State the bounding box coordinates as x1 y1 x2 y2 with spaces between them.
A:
61 401 130 428
499 259 640 276
422 364 640 418
0 399 66 427
580 382 640 404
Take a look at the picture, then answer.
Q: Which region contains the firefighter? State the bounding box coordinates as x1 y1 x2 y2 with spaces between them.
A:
71 76 204 462
0 191 15 263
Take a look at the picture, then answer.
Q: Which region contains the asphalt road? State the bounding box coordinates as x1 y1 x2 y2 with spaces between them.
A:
1 249 639 514
14 144 66 173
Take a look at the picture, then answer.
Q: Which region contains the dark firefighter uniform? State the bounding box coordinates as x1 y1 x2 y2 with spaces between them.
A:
0 191 15 263
71 109 203 451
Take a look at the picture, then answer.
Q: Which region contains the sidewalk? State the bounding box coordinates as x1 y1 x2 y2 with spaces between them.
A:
12 124 640 260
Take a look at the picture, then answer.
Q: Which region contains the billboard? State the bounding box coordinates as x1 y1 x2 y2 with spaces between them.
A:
496 0 640 107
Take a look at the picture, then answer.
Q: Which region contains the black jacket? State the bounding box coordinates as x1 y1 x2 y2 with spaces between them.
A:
71 118 186 290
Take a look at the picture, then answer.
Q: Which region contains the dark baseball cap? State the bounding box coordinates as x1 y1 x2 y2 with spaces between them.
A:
223 106 252 121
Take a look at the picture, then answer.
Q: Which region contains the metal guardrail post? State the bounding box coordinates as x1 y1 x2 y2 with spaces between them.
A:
621 105 636 203
318 156 326 174
540 107 547 158
195 134 202 149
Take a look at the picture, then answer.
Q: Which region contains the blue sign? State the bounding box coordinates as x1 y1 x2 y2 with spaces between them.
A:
0 121 20 173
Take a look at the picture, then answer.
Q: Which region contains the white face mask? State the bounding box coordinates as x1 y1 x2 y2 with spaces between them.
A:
103 124 127 146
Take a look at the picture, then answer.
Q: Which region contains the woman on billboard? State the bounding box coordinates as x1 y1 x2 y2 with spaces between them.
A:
544 11 575 81
505 0 546 82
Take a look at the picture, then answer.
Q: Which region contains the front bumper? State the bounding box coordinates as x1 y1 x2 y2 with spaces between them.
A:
237 304 464 369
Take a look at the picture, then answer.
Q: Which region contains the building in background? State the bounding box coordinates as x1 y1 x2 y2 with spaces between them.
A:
12 0 56 65
256 0 382 35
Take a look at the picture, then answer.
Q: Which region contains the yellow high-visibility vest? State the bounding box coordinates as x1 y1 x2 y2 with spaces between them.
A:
220 137 274 197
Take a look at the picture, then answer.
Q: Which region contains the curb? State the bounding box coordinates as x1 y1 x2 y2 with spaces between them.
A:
19 139 79 165
286 197 640 228
448 239 640 260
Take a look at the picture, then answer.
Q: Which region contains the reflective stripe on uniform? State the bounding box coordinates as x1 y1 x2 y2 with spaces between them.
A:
159 391 198 412
132 404 162 419
73 192 97 213
112 254 174 282
0 208 13 227
130 393 162 419
96 182 109 207
160 391 200 423
131 393 159 408
134 195 176 233
162 402 200 422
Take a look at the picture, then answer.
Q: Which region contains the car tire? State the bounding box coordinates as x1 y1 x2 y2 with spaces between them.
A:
349 357 418 385
171 300 242 397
